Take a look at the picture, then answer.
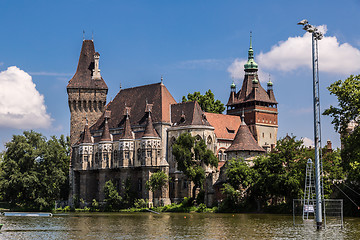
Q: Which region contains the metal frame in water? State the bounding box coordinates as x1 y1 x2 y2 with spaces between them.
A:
293 199 343 228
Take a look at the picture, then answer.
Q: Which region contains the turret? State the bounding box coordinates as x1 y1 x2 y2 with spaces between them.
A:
118 107 135 168
141 105 161 167
78 119 94 170
98 110 112 169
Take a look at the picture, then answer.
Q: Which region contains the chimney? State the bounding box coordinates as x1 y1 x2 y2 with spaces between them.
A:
327 140 333 153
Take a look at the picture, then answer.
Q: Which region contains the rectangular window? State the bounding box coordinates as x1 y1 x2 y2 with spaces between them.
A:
125 151 129 159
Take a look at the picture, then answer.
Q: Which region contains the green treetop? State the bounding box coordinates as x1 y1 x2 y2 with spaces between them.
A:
182 89 225 114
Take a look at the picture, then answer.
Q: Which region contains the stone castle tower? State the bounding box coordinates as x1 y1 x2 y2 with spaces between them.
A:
226 35 278 152
67 40 108 146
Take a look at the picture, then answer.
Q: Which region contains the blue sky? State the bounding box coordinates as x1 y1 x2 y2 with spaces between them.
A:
1 0 360 149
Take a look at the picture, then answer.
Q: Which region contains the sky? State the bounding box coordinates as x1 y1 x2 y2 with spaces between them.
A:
1 0 360 150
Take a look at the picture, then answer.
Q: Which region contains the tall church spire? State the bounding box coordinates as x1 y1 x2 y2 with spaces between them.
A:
244 32 258 70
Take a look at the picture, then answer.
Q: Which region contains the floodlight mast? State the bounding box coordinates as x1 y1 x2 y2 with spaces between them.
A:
298 19 323 230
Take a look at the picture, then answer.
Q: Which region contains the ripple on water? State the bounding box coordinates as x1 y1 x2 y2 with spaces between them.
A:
0 213 358 240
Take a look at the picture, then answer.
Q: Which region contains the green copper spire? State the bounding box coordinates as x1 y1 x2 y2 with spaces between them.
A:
244 31 258 70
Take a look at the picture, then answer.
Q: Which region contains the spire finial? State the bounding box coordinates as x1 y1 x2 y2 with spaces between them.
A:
92 31 94 41
161 75 163 84
85 114 88 125
244 31 258 70
250 31 253 49
83 30 85 41
120 82 122 90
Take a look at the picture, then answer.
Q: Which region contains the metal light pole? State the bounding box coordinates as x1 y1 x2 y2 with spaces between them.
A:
297 19 324 230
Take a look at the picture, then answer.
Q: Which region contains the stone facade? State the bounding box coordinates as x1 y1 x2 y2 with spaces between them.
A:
67 38 277 207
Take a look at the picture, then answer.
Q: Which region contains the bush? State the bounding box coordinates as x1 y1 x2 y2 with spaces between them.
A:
134 199 148 209
63 206 71 212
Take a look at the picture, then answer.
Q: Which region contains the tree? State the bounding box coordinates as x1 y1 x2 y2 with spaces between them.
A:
172 133 218 198
251 136 308 211
104 180 122 210
323 74 360 173
0 131 70 210
221 158 255 210
182 89 225 114
146 170 168 192
323 74 360 135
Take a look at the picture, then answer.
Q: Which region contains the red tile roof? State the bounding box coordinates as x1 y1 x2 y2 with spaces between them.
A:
91 82 176 131
67 40 108 90
226 118 265 152
204 112 241 140
171 101 211 127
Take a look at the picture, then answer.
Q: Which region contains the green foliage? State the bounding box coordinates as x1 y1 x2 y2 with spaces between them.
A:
341 126 360 169
133 199 148 209
0 131 70 210
63 206 71 212
251 137 308 209
104 180 122 210
323 74 360 134
91 199 99 211
172 133 218 197
146 171 168 192
182 89 225 114
220 158 256 211
220 136 347 212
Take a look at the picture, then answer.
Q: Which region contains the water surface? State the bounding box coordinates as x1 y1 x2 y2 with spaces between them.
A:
0 212 358 239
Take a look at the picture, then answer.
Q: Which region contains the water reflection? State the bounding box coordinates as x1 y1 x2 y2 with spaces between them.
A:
0 213 358 240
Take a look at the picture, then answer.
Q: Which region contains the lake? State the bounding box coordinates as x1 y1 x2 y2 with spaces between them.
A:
1 212 359 239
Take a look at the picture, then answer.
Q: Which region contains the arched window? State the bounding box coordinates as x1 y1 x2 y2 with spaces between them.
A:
207 136 212 148
195 135 202 142
137 148 141 161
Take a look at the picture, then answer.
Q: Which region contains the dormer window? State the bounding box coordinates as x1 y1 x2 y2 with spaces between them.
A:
226 127 235 134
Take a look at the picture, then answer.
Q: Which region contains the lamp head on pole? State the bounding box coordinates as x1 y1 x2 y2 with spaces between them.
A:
297 19 308 25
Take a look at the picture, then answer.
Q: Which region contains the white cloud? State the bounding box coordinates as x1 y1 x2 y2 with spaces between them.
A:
257 25 360 75
301 137 314 148
227 58 271 83
0 66 52 129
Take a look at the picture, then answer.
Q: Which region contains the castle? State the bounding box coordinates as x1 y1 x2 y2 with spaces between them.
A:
67 37 278 207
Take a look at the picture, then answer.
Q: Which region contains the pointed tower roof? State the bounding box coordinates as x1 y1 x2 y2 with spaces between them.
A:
67 40 108 90
244 32 258 70
120 110 134 140
227 34 277 106
143 111 159 138
100 114 111 142
226 112 265 152
80 120 93 144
